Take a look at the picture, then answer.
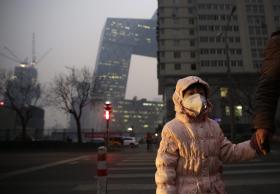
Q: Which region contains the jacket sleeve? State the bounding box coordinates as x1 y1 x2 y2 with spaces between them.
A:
219 132 256 163
252 36 280 132
155 126 179 194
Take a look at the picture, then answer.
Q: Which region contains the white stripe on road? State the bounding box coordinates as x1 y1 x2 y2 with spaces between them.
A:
103 168 280 178
68 161 79 165
225 162 280 168
122 159 155 162
110 162 280 171
74 178 280 191
74 183 155 191
110 167 155 171
0 155 90 180
224 168 280 175
116 163 154 166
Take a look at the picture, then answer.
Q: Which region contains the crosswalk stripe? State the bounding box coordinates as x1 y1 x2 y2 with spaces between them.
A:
74 178 280 191
110 167 155 170
225 162 280 168
113 162 280 168
109 162 280 171
122 159 155 162
224 168 280 175
116 162 154 166
104 168 280 178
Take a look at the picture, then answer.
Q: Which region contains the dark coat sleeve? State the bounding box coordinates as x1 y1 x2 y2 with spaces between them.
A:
252 35 280 132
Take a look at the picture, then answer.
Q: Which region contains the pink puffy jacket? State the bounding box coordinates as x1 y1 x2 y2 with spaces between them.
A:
155 76 256 194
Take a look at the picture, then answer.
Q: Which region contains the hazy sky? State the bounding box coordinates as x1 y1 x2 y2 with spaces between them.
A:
0 0 159 129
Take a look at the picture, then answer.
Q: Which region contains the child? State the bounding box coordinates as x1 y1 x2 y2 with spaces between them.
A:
155 76 258 194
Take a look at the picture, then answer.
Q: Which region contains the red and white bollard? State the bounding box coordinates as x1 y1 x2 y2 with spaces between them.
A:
97 146 107 194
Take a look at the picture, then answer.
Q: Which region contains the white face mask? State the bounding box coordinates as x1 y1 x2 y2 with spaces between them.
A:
182 93 207 116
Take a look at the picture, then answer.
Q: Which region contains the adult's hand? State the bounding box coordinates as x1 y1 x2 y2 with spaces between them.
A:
251 128 271 155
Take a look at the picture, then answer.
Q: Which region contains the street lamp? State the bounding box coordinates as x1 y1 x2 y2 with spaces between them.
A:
218 6 236 140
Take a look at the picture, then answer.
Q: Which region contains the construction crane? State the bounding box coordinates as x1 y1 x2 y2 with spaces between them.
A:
31 32 52 66
0 32 51 67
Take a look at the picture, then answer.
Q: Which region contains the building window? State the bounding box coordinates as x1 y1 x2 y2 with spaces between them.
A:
190 52 196 58
190 40 195 46
189 18 194 24
174 63 181 70
200 37 208 42
225 106 230 116
174 51 181 58
160 63 165 70
220 87 228 97
211 60 217 66
234 105 243 117
160 51 165 57
189 29 194 35
191 63 196 70
174 40 180 46
218 60 223 66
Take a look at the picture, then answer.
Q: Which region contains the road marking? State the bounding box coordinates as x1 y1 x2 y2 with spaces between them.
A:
0 155 91 180
224 168 280 175
74 178 280 191
225 162 280 168
225 178 280 186
110 167 155 171
110 162 280 171
68 161 79 165
116 162 154 166
102 168 280 178
122 159 155 162
74 183 155 191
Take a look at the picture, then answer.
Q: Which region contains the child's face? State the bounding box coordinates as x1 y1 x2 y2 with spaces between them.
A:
183 85 206 98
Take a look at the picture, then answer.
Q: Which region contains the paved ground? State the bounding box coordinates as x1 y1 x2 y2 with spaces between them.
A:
0 143 280 194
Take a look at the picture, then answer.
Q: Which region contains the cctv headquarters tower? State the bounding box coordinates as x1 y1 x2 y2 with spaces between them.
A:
92 16 157 101
83 15 159 131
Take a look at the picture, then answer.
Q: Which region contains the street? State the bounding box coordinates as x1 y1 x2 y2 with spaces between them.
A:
0 144 280 194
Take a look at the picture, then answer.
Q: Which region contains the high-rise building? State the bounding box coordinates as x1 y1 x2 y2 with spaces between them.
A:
111 98 164 136
92 17 157 101
157 0 280 134
76 15 164 134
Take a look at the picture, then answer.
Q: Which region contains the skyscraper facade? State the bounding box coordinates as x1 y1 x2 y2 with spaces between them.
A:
77 16 164 134
92 17 157 101
157 0 280 134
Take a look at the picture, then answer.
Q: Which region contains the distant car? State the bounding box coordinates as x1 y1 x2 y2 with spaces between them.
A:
122 136 139 148
109 136 123 148
91 137 105 147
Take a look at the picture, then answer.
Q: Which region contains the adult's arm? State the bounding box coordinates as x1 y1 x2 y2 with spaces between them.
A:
253 33 280 132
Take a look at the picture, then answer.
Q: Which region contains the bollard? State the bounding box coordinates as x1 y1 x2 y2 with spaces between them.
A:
97 146 107 194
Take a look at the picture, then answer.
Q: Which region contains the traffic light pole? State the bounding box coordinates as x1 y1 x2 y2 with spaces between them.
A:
106 119 109 148
104 101 112 148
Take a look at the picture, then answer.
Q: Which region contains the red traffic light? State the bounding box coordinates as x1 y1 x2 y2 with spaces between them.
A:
104 110 110 120
0 100 4 107
104 101 112 112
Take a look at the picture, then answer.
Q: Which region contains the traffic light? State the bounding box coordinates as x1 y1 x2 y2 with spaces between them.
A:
104 101 112 120
0 100 4 107
105 110 110 120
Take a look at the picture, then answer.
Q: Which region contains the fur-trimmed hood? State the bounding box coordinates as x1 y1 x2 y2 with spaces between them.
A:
172 76 210 114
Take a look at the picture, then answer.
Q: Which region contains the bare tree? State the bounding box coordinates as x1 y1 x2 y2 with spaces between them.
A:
1 67 41 141
49 66 92 143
